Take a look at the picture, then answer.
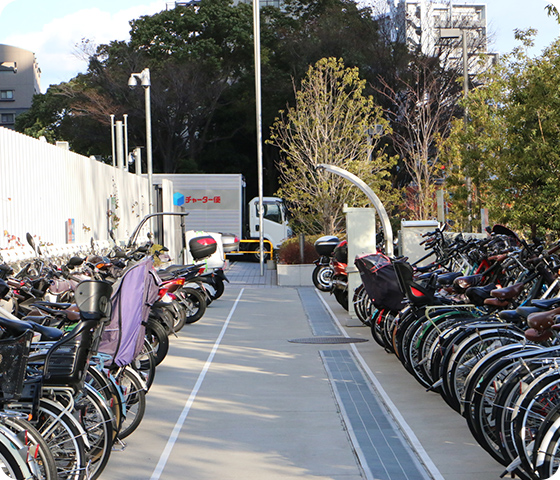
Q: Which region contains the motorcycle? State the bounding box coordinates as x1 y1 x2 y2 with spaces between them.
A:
312 236 339 292
330 240 349 311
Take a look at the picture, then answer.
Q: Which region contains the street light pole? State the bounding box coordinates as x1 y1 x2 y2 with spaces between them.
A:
128 68 154 231
439 27 472 231
253 0 265 276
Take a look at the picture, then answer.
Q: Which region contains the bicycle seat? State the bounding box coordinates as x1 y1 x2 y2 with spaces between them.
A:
531 297 560 310
491 282 525 301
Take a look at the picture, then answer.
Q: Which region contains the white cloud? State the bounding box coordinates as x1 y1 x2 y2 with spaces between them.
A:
4 1 167 91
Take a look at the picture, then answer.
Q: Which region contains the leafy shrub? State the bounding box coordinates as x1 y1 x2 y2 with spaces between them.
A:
277 236 319 264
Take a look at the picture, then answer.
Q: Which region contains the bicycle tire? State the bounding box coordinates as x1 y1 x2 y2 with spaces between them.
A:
115 367 147 440
536 405 560 478
513 371 560 475
86 364 124 439
441 326 525 412
34 397 89 480
76 383 115 480
0 430 31 480
131 338 157 391
370 309 388 349
2 416 58 480
464 345 541 464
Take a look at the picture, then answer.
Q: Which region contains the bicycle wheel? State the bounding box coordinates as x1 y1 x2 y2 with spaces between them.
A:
115 367 147 440
2 415 58 480
464 345 541 464
0 429 32 480
85 364 124 439
352 285 371 326
131 338 157 391
536 405 560 479
75 383 114 480
513 371 560 475
33 398 89 480
370 309 388 349
493 360 552 464
381 310 398 353
442 326 525 412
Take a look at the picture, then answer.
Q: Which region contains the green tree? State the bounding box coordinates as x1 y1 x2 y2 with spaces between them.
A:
440 31 560 237
17 0 401 200
268 57 396 235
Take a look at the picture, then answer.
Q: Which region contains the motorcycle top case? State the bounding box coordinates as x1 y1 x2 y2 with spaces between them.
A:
189 235 218 260
314 235 340 256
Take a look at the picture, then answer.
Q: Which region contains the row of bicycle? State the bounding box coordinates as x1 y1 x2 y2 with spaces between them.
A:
0 232 226 479
348 225 560 480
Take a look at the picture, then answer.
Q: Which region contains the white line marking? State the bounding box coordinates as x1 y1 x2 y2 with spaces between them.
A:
315 290 445 480
150 288 245 480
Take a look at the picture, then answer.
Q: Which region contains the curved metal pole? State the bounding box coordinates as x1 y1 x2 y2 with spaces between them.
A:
316 164 393 257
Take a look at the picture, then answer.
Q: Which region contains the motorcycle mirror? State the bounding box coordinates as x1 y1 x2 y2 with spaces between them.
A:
26 232 36 252
26 233 42 256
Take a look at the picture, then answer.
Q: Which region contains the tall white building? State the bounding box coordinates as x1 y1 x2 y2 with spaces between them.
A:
383 1 496 74
233 0 284 7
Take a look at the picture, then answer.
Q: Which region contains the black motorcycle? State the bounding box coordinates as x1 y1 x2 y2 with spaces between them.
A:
312 236 339 292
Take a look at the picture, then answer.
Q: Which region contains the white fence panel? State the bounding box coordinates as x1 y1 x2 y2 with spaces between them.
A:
0 127 149 251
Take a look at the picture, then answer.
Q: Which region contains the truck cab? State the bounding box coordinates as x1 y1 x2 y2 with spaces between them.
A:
248 196 291 249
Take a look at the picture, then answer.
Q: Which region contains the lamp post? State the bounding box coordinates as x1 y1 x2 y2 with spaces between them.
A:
128 68 154 230
439 27 472 231
253 0 265 275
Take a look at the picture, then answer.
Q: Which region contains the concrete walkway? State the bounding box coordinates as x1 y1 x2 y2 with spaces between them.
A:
100 261 512 480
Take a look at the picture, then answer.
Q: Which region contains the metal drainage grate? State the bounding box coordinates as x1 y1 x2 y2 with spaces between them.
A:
288 336 369 344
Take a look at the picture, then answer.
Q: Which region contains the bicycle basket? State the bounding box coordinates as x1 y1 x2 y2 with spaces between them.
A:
0 330 33 401
355 253 405 312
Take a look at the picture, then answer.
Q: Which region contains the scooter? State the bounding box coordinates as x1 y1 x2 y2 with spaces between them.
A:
312 236 339 292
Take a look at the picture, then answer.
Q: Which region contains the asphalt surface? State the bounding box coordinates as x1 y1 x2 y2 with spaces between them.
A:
99 260 513 480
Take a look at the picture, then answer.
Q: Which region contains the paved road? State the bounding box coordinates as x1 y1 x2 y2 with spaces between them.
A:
99 262 512 480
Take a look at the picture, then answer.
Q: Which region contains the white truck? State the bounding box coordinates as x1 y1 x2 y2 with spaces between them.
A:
152 173 291 259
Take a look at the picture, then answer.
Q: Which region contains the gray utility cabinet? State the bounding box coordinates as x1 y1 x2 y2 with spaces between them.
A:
344 206 377 323
398 220 440 267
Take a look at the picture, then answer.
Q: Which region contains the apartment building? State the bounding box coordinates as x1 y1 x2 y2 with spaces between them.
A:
0 44 41 130
383 1 496 74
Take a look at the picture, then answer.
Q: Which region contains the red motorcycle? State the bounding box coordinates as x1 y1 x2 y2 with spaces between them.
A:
330 240 348 311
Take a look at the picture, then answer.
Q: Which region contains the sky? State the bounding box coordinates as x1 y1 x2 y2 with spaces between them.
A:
0 0 559 93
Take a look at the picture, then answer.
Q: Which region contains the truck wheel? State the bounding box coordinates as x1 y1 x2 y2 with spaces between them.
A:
251 244 270 262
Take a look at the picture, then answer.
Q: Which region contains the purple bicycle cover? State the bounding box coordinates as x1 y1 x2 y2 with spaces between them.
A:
98 257 160 367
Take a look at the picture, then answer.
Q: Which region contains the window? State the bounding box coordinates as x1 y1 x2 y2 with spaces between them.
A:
263 202 282 224
1 113 15 124
0 90 14 100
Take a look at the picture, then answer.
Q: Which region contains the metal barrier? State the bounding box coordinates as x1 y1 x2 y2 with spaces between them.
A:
230 239 273 257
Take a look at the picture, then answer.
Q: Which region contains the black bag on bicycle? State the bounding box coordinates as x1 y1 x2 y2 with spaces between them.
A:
355 253 405 312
